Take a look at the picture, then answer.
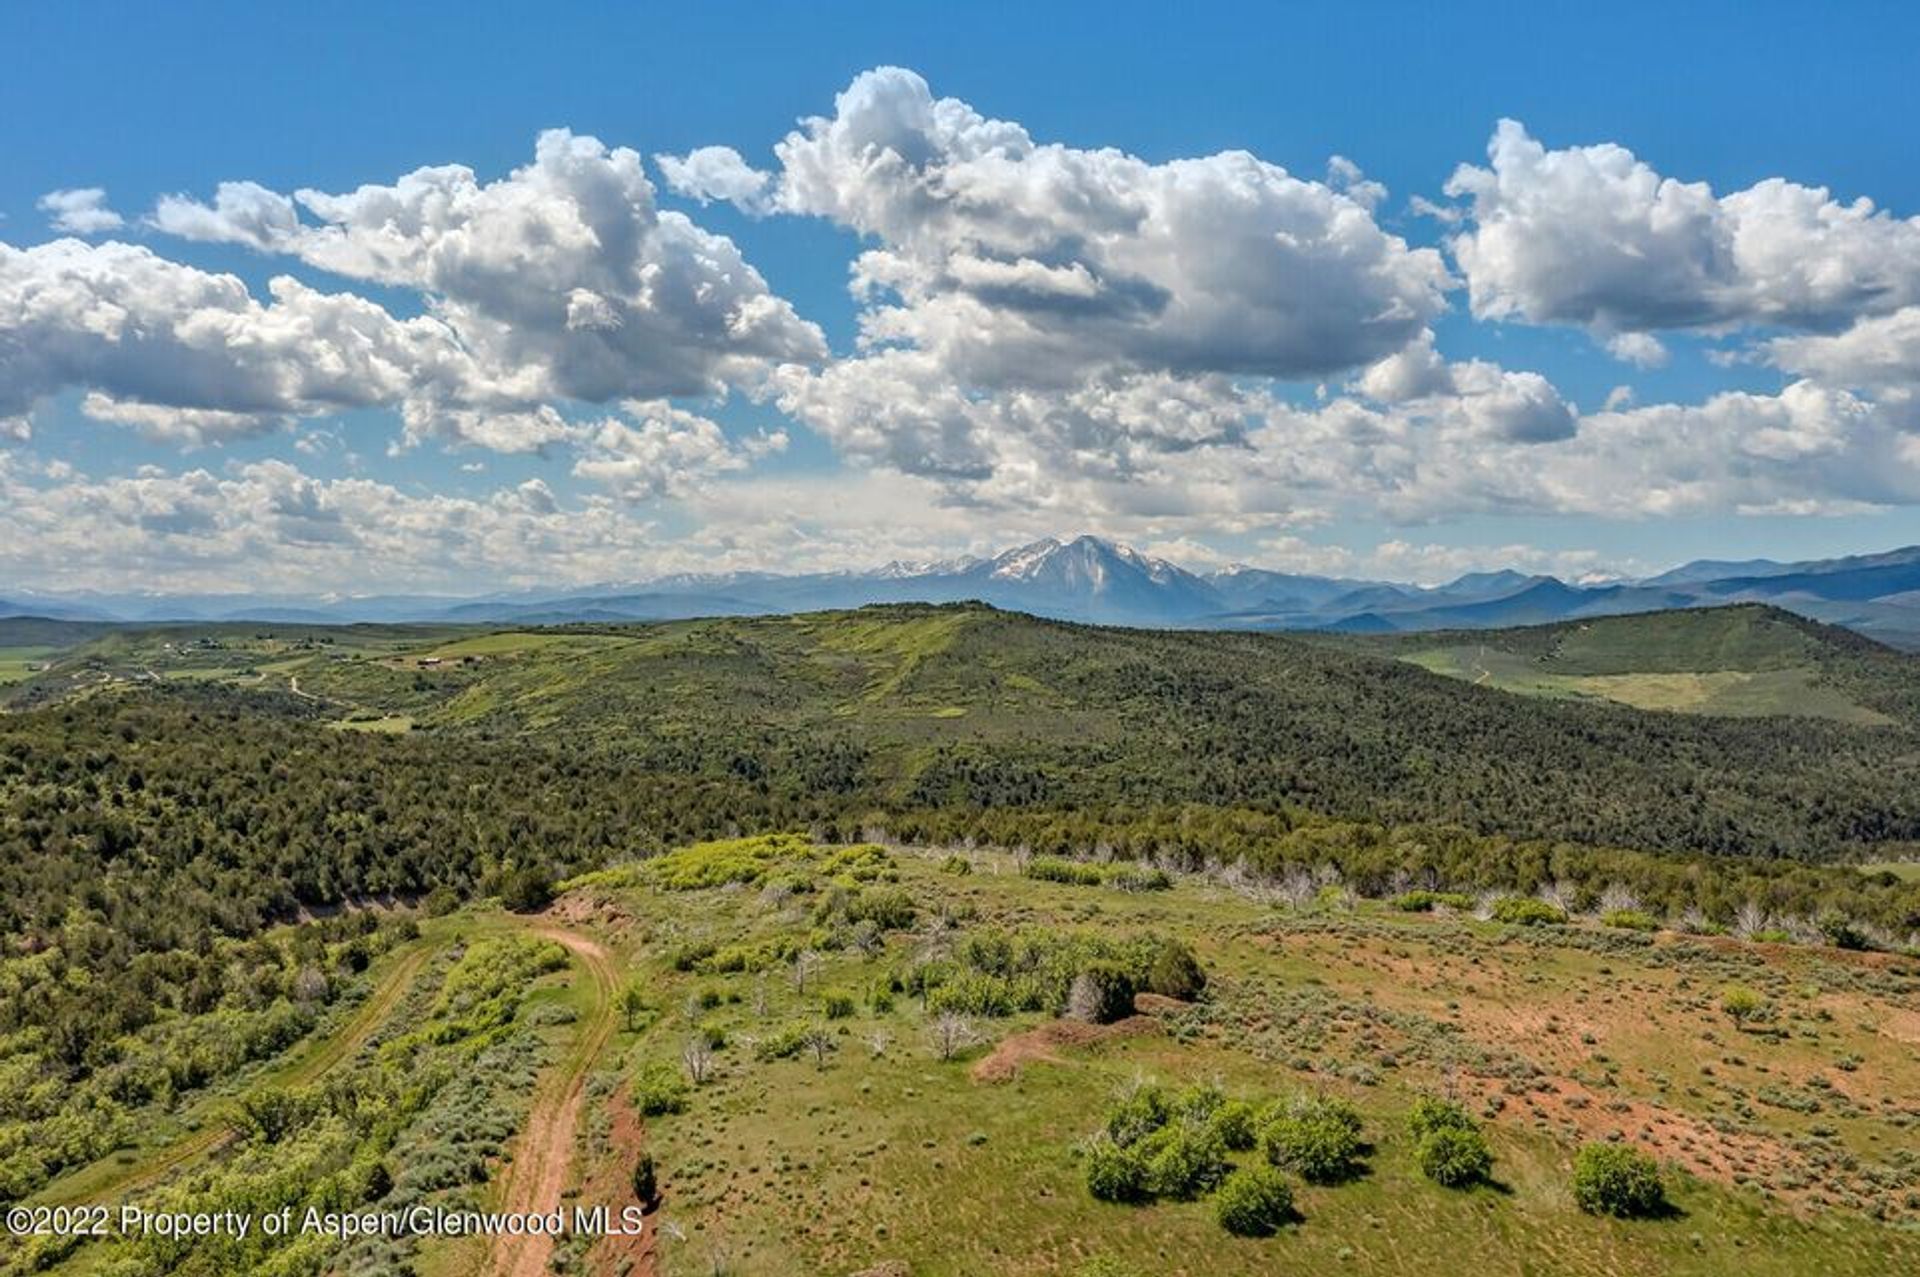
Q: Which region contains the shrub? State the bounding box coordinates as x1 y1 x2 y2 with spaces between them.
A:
1084 1135 1151 1203
1261 1096 1364 1184
1720 985 1769 1029
631 1151 657 1205
632 1061 690 1117
1571 1143 1667 1218
1068 961 1137 1024
1816 909 1868 950
1214 1164 1296 1237
1027 856 1107 886
1106 1085 1173 1146
1107 866 1173 892
940 854 972 875
499 865 555 913
1393 890 1475 913
1490 897 1566 927
1406 1095 1476 1139
1602 909 1660 932
849 886 918 930
754 1022 814 1061
1414 1124 1493 1188
1209 1099 1258 1152
822 991 856 1020
1144 939 1207 1001
1141 1121 1229 1199
670 940 719 972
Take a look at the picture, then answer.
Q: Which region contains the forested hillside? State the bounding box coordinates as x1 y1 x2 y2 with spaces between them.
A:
238 603 1920 861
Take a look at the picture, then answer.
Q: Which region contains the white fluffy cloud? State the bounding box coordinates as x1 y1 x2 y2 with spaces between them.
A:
1444 120 1920 336
662 66 1451 493
1768 306 1920 398
573 400 786 501
675 68 1448 387
37 188 124 235
0 238 497 445
155 130 826 404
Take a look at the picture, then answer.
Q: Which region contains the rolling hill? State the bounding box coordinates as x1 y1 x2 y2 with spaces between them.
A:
1343 605 1920 726
24 602 1919 861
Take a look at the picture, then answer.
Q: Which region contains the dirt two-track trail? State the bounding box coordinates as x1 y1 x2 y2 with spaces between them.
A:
484 923 624 1277
33 942 433 1209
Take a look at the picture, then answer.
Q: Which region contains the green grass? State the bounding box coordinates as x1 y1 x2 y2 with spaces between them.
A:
552 847 1920 1276
0 646 56 686
1857 860 1920 882
1381 606 1911 724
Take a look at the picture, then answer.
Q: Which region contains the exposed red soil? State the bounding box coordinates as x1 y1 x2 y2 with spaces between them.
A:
971 1015 1157 1083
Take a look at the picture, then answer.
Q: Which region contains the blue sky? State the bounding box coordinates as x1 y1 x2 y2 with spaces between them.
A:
5 1 1920 592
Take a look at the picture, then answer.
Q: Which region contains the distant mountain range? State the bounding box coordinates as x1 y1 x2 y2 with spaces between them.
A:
8 536 1920 647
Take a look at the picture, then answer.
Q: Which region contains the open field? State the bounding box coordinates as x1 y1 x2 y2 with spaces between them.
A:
566 843 1920 1276
20 840 1917 1276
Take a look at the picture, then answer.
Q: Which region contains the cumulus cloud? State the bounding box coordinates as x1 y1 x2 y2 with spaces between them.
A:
1767 306 1920 397
1443 120 1920 335
663 66 1452 498
155 130 826 404
0 238 499 444
1605 332 1668 368
572 400 786 501
37 188 124 234
655 146 774 211
1352 333 1575 442
0 455 669 593
724 67 1448 387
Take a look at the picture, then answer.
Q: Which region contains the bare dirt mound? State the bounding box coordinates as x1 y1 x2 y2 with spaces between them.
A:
971 1016 1156 1083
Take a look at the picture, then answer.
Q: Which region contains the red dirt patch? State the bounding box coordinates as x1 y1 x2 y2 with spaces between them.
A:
971 1016 1156 1083
1472 1073 1804 1202
582 1085 657 1277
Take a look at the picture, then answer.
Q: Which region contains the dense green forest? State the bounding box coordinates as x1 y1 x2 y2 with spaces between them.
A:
191 603 1920 860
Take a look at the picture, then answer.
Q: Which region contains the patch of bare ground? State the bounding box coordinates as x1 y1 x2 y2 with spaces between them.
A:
582 1085 657 1277
545 890 637 932
1475 1074 1806 1202
970 1015 1158 1083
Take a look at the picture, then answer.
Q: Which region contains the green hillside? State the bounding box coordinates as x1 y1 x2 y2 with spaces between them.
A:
5 616 1920 1276
14 604 1920 859
1342 605 1918 725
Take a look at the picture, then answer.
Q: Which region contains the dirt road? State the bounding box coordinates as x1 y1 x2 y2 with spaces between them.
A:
485 923 622 1277
34 941 433 1207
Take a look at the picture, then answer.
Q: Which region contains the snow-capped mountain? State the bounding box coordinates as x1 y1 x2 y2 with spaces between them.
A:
8 540 1920 647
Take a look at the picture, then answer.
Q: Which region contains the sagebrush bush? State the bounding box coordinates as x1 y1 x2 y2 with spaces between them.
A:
632 1061 690 1116
1571 1143 1667 1218
1209 1099 1258 1152
1261 1095 1365 1184
1145 939 1207 1001
1141 1120 1229 1199
1490 897 1566 927
1415 1124 1493 1188
1214 1164 1296 1236
1084 1135 1150 1202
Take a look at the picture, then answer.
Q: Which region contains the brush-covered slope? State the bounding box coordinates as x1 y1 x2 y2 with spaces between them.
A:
1346 605 1920 726
247 603 1920 860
